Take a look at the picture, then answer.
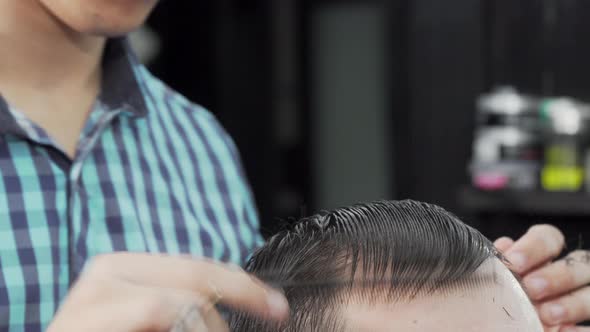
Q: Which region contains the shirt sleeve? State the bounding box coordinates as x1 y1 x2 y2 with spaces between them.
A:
202 110 265 260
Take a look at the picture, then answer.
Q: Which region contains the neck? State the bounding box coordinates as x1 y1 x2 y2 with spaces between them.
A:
0 0 105 93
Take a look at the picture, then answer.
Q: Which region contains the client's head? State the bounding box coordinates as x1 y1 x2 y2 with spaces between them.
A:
230 200 543 331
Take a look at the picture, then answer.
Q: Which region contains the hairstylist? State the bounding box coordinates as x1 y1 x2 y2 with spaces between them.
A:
0 1 586 331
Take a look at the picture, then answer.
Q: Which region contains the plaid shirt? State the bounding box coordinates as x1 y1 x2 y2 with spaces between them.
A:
0 38 263 331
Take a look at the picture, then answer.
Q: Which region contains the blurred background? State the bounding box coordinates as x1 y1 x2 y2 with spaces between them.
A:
134 0 590 246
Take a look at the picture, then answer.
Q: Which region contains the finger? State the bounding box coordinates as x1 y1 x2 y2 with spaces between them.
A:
63 280 209 332
170 304 209 332
202 306 230 332
524 251 590 301
539 286 590 326
559 326 590 332
125 283 209 332
129 284 228 332
171 303 229 332
503 225 565 274
90 253 289 320
494 237 515 253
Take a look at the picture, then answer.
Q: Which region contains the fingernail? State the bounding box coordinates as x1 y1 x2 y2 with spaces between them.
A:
267 291 289 319
506 252 527 271
524 277 548 298
544 303 566 324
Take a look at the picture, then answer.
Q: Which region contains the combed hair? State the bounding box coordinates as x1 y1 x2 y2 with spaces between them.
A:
229 200 502 331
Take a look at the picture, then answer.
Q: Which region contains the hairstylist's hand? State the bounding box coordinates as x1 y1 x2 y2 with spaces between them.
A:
46 253 289 332
495 225 590 332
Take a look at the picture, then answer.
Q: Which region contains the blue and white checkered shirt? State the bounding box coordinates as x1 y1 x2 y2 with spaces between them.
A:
0 38 263 331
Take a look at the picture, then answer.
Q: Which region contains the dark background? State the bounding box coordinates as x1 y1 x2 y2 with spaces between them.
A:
145 0 590 247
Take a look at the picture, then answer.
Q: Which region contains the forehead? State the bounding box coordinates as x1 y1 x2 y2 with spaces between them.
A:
342 260 543 332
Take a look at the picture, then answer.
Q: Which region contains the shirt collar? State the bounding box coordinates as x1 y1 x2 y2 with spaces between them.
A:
0 97 24 137
0 37 149 135
100 37 148 116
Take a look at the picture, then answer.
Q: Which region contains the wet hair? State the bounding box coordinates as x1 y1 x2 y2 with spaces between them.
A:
229 200 503 331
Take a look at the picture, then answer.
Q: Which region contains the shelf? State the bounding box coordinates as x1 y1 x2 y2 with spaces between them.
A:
458 186 590 217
